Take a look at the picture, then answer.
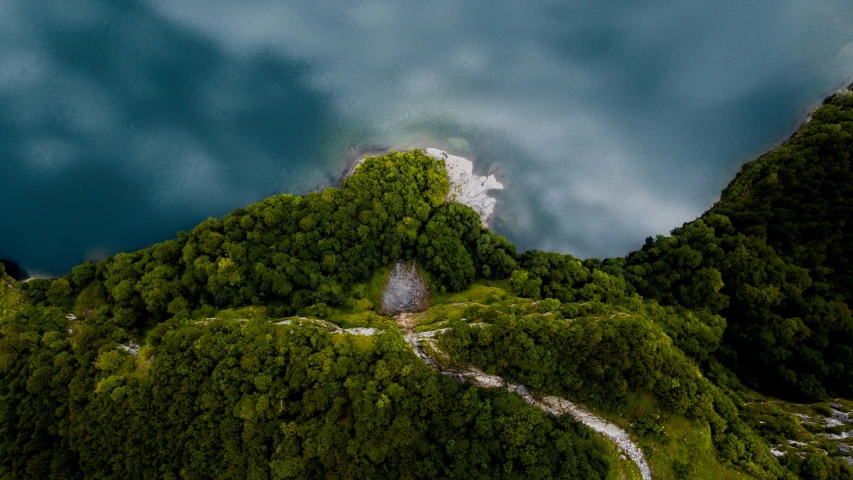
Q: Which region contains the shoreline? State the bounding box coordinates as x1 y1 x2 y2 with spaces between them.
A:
766 78 853 159
706 78 853 214
338 144 394 184
8 81 850 277
342 146 505 227
788 79 853 140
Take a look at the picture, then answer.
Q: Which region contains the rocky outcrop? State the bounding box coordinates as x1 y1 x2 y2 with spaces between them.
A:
381 260 429 315
423 148 503 226
347 148 503 226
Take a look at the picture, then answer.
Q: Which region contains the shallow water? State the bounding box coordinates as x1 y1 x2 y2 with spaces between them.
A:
2 0 852 274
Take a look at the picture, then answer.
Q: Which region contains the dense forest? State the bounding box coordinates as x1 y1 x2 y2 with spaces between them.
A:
1 306 613 479
617 89 853 400
1 86 852 479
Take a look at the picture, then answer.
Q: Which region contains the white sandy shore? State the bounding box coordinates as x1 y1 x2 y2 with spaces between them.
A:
347 147 503 226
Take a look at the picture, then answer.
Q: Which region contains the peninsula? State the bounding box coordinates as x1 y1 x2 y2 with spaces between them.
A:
349 147 503 226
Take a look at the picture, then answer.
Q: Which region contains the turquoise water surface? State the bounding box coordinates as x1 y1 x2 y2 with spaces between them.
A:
2 0 852 275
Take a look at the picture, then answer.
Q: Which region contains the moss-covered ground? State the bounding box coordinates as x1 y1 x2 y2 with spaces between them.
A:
0 274 25 321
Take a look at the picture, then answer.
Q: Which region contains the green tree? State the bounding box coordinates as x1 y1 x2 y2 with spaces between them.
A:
46 279 72 308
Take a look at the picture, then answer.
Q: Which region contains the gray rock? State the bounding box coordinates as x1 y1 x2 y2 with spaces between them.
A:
381 260 428 315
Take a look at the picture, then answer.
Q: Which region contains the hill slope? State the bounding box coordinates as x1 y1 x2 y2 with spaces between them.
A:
2 87 853 479
617 87 853 400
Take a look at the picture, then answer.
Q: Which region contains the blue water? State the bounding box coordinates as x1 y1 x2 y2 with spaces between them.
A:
2 0 852 275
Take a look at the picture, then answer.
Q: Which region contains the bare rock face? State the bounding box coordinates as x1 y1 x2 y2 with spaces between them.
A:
381 260 428 315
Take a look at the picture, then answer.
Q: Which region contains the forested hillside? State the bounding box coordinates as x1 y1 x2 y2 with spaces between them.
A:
1 87 852 479
615 88 853 400
0 151 615 479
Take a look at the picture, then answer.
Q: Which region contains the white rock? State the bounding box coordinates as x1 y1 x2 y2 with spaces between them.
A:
424 148 504 226
823 430 853 440
345 327 379 336
118 341 140 356
348 148 504 226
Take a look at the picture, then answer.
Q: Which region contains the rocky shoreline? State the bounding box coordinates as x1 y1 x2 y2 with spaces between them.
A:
423 148 503 227
345 147 504 226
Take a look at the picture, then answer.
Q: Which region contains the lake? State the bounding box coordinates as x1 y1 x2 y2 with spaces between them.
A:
2 0 852 276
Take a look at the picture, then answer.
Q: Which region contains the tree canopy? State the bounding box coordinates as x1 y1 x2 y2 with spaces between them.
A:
618 90 853 400
3 88 853 479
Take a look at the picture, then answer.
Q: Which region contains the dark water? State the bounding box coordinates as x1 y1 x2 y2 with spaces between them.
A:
2 0 852 275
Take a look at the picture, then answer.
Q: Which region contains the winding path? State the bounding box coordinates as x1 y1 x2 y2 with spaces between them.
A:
292 317 654 479
404 330 653 480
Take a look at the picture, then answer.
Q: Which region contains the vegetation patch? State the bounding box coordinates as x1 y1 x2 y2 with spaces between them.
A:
3 90 853 478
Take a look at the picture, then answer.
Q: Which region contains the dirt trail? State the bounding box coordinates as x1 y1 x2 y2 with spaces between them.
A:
404 331 653 480
276 318 652 479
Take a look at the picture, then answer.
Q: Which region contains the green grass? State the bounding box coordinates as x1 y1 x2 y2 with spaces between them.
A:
329 333 376 351
597 392 753 480
212 305 269 321
326 265 401 329
328 310 396 330
360 265 395 309
414 304 471 331
740 394 853 465
0 275 25 321
429 280 513 305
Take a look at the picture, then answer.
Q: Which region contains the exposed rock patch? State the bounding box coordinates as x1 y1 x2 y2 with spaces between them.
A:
381 260 428 315
423 148 503 226
119 341 140 356
275 317 379 336
346 148 503 226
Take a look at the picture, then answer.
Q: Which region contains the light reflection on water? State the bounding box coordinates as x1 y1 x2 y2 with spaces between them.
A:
1 0 852 274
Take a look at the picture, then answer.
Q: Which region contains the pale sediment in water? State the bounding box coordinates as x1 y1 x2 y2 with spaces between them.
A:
346 147 504 226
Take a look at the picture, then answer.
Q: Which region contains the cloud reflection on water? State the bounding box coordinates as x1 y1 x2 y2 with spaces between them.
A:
1 0 852 273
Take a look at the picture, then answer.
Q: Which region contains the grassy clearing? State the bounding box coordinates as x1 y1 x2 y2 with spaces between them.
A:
212 305 269 321
329 266 400 329
328 310 396 330
330 333 376 351
430 280 512 305
415 304 469 331
0 275 25 321
741 395 853 465
362 267 390 309
595 392 753 480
